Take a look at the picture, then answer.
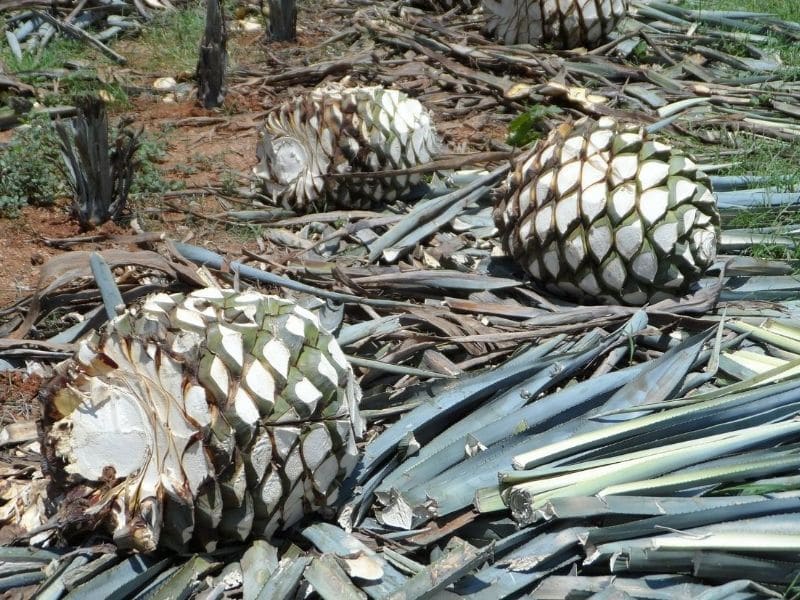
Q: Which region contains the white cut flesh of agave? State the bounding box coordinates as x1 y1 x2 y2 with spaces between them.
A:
272 137 310 185
56 379 151 482
53 373 213 507
43 287 364 552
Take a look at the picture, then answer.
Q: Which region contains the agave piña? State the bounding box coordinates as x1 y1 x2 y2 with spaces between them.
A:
41 287 362 552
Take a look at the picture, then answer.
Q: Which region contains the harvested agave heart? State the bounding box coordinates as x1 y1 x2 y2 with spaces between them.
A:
253 84 441 213
494 117 720 306
484 0 628 49
40 288 362 552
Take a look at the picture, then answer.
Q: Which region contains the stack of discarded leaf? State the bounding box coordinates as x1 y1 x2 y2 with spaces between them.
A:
342 315 800 598
3 2 800 595
4 117 800 596
320 0 800 150
2 238 800 597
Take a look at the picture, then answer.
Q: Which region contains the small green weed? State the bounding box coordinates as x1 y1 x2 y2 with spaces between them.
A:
130 130 184 196
220 169 242 195
226 223 264 242
0 115 64 217
173 162 199 176
629 40 649 64
191 153 215 170
507 104 563 148
785 572 800 600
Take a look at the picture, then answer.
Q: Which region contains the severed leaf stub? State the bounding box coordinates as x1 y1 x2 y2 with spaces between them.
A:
494 117 720 306
39 288 363 553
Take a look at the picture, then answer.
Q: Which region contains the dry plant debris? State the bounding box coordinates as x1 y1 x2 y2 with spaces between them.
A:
1 0 800 598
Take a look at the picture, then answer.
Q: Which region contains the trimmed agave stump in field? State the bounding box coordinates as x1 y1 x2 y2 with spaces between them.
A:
196 0 227 109
39 287 362 552
484 0 628 48
253 84 441 212
494 117 720 305
263 0 297 41
56 96 140 230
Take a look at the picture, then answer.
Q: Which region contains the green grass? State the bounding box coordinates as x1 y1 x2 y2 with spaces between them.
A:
684 0 800 69
0 2 205 75
0 2 206 99
132 0 255 73
688 0 800 22
0 32 93 73
668 1 800 257
0 22 128 107
132 1 206 73
682 130 800 259
688 134 800 185
678 0 800 183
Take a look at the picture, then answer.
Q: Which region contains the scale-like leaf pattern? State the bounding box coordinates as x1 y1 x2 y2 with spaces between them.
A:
494 117 720 305
41 288 362 552
253 84 441 212
484 0 628 48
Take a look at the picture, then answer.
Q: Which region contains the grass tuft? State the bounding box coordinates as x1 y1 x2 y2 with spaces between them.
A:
0 35 92 73
667 1 800 257
129 2 207 73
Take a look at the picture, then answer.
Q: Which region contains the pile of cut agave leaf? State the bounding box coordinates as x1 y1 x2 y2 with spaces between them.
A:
220 0 800 159
5 3 800 600
2 214 800 600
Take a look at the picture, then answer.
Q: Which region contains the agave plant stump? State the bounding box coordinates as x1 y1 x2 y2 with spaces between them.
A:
263 0 296 42
197 0 227 109
56 97 139 230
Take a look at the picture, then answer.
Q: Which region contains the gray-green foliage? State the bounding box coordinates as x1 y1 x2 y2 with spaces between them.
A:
0 116 64 216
